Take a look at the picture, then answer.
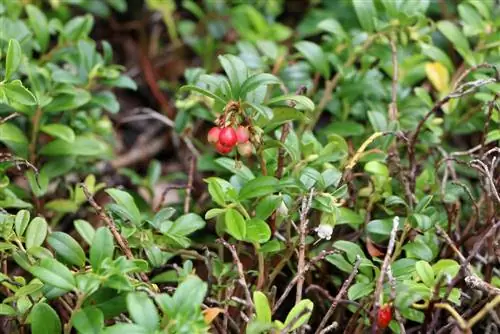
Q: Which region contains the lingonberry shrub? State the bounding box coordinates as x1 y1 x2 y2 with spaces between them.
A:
0 1 499 333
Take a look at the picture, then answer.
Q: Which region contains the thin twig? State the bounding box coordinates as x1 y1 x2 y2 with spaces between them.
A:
315 255 361 334
217 238 254 319
80 183 149 282
371 216 399 334
273 250 337 314
296 188 315 305
0 112 19 124
184 156 196 214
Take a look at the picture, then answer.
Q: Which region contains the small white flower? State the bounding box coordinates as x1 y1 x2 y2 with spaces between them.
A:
314 224 333 240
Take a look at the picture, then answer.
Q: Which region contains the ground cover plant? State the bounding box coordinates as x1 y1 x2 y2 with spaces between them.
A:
0 0 499 333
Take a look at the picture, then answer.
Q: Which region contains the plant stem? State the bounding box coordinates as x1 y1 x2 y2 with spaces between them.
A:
29 107 42 164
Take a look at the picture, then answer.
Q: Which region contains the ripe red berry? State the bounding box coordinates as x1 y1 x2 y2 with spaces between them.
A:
235 126 250 144
237 142 253 157
218 127 237 147
216 141 232 154
377 304 392 329
207 127 221 144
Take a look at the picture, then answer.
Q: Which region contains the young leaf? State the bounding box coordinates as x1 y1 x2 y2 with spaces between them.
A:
218 54 248 98
105 188 142 225
14 209 30 237
253 291 272 323
5 39 22 81
415 261 435 287
89 227 114 270
239 73 281 99
225 208 246 241
267 95 314 112
3 80 37 105
179 85 228 105
47 232 86 267
126 292 160 331
246 218 271 244
294 41 330 78
29 303 62 334
25 217 48 250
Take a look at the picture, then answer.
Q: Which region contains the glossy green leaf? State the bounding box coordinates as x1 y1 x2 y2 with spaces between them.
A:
25 217 48 250
47 232 86 267
253 291 271 323
89 227 114 270
105 188 141 225
3 80 37 105
5 39 22 81
415 260 434 287
29 303 61 334
179 85 227 105
218 54 248 97
41 124 75 143
245 218 271 244
72 307 104 334
215 157 255 181
240 73 281 99
348 282 374 300
126 292 160 331
74 219 95 245
14 209 30 237
268 94 315 112
30 258 76 291
317 18 347 40
239 176 279 200
168 213 205 236
0 304 16 316
225 208 246 241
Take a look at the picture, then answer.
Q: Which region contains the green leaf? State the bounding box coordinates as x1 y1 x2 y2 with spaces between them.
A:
436 21 473 63
25 217 48 250
105 189 142 225
103 324 148 334
168 213 205 236
44 90 91 113
92 91 120 113
404 241 433 261
0 304 16 316
284 299 313 331
294 41 330 78
29 303 61 334
255 195 281 220
40 136 107 156
420 43 454 72
246 218 271 244
215 157 255 181
333 240 365 263
415 260 434 287
72 308 104 334
47 232 86 267
253 291 271 323
74 219 95 245
225 208 246 241
179 85 227 105
170 275 207 314
218 54 248 98
268 94 315 112
326 253 353 273
240 73 281 99
353 0 376 32
126 292 160 332
5 39 22 81
348 282 374 300
89 227 114 270
432 259 460 279
26 5 49 52
486 129 500 144
40 124 75 143
30 258 76 291
317 18 347 40
14 209 30 237
239 176 279 200
3 80 37 105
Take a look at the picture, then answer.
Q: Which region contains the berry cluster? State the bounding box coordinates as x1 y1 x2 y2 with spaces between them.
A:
207 125 252 156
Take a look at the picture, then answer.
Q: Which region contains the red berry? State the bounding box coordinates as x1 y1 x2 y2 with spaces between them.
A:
377 304 392 329
216 141 232 154
207 127 221 144
218 127 237 147
237 142 253 157
235 126 250 144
